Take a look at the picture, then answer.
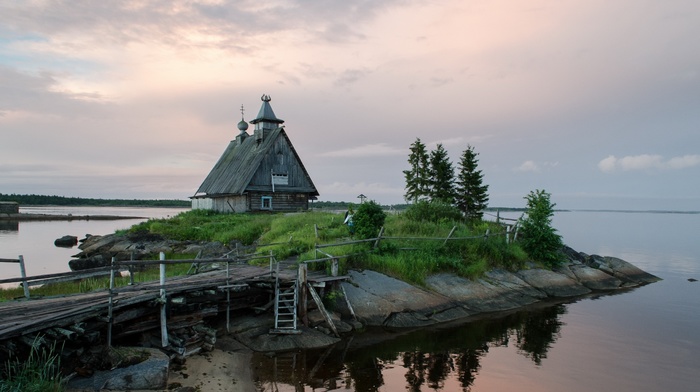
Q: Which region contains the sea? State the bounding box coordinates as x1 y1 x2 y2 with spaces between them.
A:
1 207 698 391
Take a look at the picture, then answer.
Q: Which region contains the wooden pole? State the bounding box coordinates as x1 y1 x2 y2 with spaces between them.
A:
107 257 115 347
226 260 231 333
373 227 385 249
331 258 339 277
443 226 457 246
159 252 168 348
314 224 319 239
506 225 511 244
297 263 308 326
496 209 500 224
128 251 135 286
18 255 29 299
484 228 490 241
307 284 339 337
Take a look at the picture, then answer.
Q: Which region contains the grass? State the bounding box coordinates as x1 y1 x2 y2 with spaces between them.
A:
0 339 64 392
2 209 529 299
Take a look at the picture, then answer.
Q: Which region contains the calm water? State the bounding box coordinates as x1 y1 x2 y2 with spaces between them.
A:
251 210 700 392
0 206 188 283
1 208 699 391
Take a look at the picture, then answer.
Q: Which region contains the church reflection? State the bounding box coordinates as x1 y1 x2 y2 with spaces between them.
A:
252 304 567 391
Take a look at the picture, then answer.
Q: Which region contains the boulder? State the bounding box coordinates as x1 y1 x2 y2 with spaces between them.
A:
66 348 169 391
54 235 78 247
341 270 457 327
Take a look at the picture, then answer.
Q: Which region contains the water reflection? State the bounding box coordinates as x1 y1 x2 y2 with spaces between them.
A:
253 305 567 391
0 221 18 232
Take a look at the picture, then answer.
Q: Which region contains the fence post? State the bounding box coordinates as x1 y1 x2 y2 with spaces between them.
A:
18 255 30 299
226 259 231 333
159 252 168 348
331 258 339 277
107 257 116 347
373 227 385 249
443 226 457 246
314 224 319 239
484 229 490 241
496 209 500 224
128 251 135 286
506 225 511 244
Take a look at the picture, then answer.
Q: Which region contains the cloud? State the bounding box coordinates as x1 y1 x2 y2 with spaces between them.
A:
319 143 405 158
598 154 700 172
515 160 539 172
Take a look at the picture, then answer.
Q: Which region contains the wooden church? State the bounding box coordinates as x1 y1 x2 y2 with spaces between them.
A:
191 95 319 212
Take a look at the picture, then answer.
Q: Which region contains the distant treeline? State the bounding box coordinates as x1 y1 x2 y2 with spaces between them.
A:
311 200 411 210
0 193 191 207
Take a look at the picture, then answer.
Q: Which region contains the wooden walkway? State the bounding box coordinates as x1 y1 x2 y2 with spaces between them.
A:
0 262 345 342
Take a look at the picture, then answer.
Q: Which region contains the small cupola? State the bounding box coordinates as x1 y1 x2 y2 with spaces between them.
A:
250 94 284 132
236 105 249 144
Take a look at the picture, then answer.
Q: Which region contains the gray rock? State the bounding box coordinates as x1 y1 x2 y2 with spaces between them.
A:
568 263 622 290
602 256 661 284
341 270 456 327
54 235 78 247
515 269 592 297
66 348 168 391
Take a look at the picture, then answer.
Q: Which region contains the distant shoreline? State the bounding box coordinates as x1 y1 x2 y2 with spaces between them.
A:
0 213 146 221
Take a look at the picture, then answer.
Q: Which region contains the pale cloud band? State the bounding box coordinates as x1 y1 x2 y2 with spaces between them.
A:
599 154 700 172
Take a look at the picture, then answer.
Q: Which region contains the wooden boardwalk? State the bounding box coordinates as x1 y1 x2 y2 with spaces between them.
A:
0 262 344 342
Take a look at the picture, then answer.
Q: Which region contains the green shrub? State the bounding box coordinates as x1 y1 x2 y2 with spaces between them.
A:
518 189 564 268
404 200 463 223
353 201 386 240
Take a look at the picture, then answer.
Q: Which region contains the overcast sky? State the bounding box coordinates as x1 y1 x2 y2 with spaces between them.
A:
1 0 699 210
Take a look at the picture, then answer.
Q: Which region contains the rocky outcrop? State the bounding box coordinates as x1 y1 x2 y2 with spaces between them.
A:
68 233 233 270
342 246 661 329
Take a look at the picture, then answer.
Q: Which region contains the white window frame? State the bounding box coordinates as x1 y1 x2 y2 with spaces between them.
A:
261 196 272 210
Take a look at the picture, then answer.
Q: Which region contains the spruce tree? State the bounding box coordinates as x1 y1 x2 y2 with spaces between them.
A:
455 145 489 220
403 138 430 203
428 143 456 203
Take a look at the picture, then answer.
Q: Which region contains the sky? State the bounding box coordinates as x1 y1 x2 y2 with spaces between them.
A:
1 0 699 210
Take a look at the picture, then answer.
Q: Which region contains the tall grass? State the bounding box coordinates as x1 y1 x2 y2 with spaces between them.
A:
0 339 64 392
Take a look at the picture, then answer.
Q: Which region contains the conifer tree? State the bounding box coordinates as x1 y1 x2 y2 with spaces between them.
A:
428 143 456 203
455 145 489 220
403 138 430 203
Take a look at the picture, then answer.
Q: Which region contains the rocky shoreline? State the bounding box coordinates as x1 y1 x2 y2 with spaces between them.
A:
63 234 660 391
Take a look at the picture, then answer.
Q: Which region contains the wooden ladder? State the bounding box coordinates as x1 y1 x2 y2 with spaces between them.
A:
270 264 301 334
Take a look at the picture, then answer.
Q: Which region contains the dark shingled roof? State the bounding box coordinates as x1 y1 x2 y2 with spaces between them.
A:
194 127 318 197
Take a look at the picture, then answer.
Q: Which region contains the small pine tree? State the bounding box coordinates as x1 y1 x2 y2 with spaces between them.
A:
519 189 564 268
403 138 431 203
455 145 489 220
428 143 456 204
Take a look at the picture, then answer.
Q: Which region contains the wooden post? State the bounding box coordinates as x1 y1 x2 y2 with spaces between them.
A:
269 251 274 277
484 228 490 241
314 224 319 239
128 251 135 286
331 258 339 277
340 284 357 321
307 284 339 337
226 260 231 333
159 252 168 348
18 255 29 299
443 226 457 246
496 209 500 224
506 225 511 244
297 263 308 326
107 257 116 347
513 223 520 242
373 227 385 249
